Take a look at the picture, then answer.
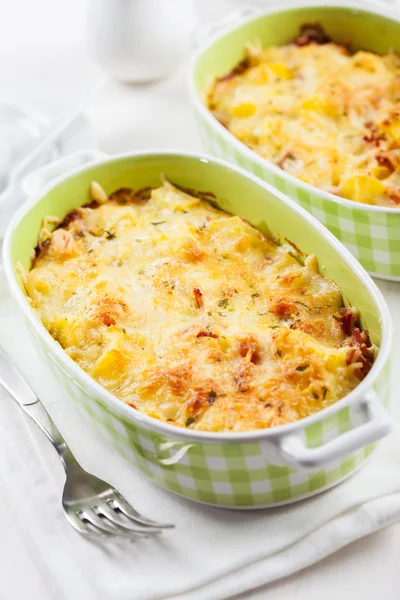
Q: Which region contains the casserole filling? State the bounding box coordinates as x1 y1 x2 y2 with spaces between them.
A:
22 180 375 432
207 23 400 207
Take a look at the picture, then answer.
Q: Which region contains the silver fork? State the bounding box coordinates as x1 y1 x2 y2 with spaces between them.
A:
0 346 174 541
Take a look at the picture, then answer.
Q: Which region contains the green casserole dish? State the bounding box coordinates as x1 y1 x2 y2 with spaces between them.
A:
190 0 400 280
3 150 392 508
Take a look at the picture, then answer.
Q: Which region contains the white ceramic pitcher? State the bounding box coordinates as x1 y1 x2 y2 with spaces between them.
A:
86 0 197 83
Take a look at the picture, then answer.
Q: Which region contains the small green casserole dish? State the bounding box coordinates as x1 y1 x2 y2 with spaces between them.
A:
189 0 400 281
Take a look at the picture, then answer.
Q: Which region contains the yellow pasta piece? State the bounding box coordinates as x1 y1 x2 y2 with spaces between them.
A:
302 95 340 118
301 97 326 113
341 175 385 204
389 119 400 140
93 348 129 381
325 352 347 373
372 165 392 180
267 63 292 80
230 103 256 118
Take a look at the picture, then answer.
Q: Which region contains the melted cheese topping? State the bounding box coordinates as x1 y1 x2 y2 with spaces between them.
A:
208 32 400 207
25 181 369 432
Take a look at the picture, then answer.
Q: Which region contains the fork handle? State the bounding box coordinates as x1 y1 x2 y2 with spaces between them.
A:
0 346 70 466
19 399 70 463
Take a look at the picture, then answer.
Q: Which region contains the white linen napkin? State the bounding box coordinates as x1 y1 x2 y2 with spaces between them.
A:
1 266 400 600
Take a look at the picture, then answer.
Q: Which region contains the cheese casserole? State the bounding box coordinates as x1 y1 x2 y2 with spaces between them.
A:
21 179 374 432
207 23 400 207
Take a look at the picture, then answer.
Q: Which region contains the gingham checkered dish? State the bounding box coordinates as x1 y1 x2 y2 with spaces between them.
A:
195 112 400 281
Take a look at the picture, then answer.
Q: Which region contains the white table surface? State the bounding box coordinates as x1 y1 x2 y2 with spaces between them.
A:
1 0 399 598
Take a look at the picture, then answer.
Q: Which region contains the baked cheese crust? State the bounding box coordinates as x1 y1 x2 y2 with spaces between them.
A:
207 23 400 207
23 179 374 432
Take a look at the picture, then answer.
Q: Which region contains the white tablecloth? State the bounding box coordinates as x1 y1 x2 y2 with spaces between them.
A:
1 0 400 598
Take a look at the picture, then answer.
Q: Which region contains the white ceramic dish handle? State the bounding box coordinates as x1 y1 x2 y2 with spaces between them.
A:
157 441 196 466
193 7 257 48
21 150 107 198
278 391 392 470
157 392 392 468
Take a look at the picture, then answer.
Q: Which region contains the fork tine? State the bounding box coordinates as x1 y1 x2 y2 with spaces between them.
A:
64 511 118 541
110 491 175 529
82 509 159 540
66 510 139 543
84 523 137 544
95 504 162 535
80 509 138 539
